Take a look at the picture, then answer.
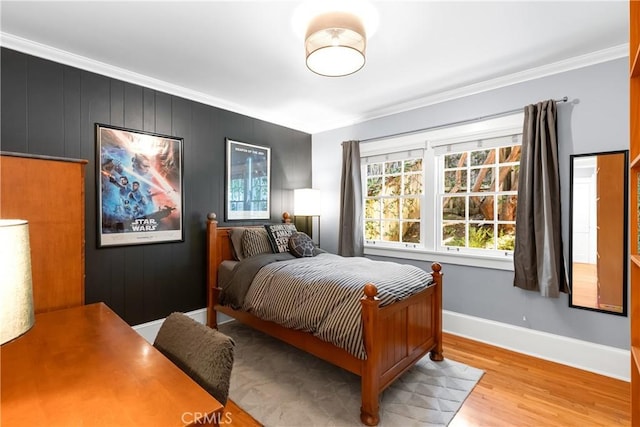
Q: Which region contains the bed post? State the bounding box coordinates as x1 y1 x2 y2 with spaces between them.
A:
360 283 381 426
430 262 444 361
206 213 218 328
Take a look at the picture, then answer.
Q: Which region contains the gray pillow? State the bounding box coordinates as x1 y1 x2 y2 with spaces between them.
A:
288 232 315 257
242 228 272 257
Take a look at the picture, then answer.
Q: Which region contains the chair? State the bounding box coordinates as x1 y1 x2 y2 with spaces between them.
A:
154 312 235 405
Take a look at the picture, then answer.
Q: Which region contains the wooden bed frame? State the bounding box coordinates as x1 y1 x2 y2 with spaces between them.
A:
205 214 443 426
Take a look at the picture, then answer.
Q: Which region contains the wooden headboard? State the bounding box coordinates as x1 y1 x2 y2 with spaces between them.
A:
205 213 256 325
205 213 234 295
205 212 293 324
205 212 293 285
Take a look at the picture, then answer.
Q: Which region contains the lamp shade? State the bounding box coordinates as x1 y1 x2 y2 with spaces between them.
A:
305 11 366 77
0 219 35 345
293 188 321 216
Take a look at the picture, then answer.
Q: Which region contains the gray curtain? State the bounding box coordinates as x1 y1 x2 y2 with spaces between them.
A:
338 140 364 257
513 100 567 297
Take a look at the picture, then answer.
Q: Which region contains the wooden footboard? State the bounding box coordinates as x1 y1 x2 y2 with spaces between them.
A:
205 214 443 426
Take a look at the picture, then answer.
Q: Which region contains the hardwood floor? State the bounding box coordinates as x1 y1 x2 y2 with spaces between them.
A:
571 262 598 309
446 333 629 427
223 333 630 426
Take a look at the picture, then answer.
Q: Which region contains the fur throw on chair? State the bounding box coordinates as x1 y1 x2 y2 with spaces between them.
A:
154 312 235 405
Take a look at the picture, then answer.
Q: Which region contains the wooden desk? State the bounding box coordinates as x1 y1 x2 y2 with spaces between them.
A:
1 303 224 426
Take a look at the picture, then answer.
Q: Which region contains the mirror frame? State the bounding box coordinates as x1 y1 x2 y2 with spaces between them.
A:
568 149 628 316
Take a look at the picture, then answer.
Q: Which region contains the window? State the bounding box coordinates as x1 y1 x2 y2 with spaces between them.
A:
361 113 523 270
364 156 423 245
438 137 521 256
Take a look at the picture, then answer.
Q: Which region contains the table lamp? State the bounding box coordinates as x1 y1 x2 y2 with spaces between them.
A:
293 188 321 246
0 219 35 345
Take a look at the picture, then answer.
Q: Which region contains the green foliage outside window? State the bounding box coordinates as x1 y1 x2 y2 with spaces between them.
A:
364 157 423 244
441 144 520 252
363 141 520 254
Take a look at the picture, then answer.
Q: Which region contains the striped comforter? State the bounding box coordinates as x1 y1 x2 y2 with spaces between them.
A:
239 253 434 359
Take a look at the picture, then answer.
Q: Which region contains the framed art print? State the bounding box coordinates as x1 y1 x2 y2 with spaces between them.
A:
96 124 184 247
225 138 271 221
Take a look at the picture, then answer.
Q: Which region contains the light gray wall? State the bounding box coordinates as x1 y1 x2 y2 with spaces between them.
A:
312 58 629 350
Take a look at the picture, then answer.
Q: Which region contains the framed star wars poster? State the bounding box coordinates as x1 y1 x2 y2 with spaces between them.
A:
96 124 184 247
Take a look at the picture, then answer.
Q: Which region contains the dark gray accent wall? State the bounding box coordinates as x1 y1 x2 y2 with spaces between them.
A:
0 47 312 325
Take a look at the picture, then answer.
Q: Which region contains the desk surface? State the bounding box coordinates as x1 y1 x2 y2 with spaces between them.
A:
1 303 223 426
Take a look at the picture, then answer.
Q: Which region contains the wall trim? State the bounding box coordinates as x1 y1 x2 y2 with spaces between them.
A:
354 44 628 127
135 307 629 381
133 308 207 344
0 31 628 134
444 310 630 381
0 32 270 129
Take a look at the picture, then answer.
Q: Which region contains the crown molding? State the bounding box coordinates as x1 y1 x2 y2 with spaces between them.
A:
0 32 308 132
0 32 627 135
313 43 629 133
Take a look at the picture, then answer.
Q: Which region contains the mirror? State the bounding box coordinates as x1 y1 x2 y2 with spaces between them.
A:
569 150 628 315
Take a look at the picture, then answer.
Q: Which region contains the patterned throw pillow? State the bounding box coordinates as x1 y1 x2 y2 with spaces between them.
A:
264 223 297 253
242 228 272 258
288 232 315 258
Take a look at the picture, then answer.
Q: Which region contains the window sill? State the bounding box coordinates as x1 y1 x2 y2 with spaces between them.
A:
364 246 514 271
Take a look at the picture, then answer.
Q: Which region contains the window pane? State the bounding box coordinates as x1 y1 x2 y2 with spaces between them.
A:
499 145 522 163
365 199 381 219
383 198 399 219
469 223 495 249
445 152 467 169
382 221 400 242
498 224 516 250
404 173 423 195
470 149 492 166
442 196 466 220
367 177 382 197
402 221 420 243
367 163 383 176
385 161 402 174
365 220 381 240
470 195 494 221
497 195 517 221
470 167 494 192
384 175 401 196
442 222 465 247
404 158 422 172
499 165 519 191
402 198 420 219
444 170 467 193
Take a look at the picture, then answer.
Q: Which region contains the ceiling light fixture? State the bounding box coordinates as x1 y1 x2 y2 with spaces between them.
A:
305 11 366 77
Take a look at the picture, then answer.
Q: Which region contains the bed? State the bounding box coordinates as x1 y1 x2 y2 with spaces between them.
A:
205 213 443 426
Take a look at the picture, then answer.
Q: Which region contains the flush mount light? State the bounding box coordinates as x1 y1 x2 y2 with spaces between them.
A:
305 11 367 77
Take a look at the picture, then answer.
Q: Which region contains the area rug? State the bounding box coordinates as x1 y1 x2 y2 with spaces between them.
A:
218 321 483 427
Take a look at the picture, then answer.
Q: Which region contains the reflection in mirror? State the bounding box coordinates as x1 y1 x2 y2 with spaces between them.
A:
569 150 628 315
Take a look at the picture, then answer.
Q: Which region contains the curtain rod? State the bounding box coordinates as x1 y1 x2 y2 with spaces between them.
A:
358 96 569 144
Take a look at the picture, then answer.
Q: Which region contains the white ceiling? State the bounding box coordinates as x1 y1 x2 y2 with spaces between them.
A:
0 1 629 134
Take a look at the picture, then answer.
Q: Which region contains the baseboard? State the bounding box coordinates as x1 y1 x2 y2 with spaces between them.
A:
443 310 630 381
132 308 208 344
133 307 630 381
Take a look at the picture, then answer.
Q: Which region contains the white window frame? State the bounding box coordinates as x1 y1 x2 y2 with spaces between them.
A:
361 113 524 271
